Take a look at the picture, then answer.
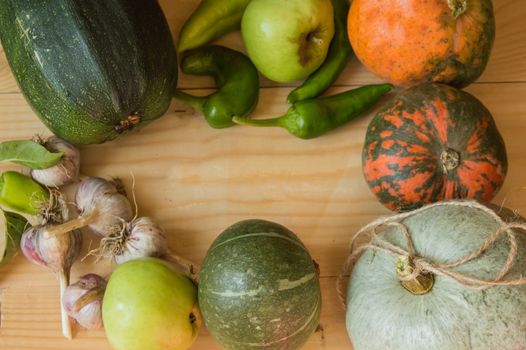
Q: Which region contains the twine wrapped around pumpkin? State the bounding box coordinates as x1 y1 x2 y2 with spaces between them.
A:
337 200 526 308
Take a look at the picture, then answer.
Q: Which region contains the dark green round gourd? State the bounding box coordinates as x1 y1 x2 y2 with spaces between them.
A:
199 219 321 350
0 0 177 145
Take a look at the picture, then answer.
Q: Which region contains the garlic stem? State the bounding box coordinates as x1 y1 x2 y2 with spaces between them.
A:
164 252 200 284
71 287 105 313
59 269 73 340
45 210 99 237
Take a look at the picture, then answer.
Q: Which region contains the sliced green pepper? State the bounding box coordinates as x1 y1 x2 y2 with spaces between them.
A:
174 45 259 129
0 171 49 216
233 84 393 139
178 0 252 53
287 0 353 104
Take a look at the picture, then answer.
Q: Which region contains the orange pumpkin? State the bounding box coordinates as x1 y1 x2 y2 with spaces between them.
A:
348 0 495 88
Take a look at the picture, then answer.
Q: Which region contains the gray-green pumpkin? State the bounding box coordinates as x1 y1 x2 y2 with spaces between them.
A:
346 201 526 350
0 0 177 145
199 219 321 350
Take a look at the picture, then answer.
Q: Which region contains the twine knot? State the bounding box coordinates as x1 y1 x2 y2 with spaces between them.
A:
336 201 526 309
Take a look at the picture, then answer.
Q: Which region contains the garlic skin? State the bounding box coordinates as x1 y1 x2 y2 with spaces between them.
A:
31 137 80 187
20 225 82 339
97 216 199 282
114 217 168 265
75 177 133 236
20 225 82 272
63 274 106 329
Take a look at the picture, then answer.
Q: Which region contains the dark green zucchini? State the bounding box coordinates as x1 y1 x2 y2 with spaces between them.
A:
0 0 177 145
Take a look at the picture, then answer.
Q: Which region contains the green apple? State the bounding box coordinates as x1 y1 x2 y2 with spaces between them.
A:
241 0 334 83
102 258 201 350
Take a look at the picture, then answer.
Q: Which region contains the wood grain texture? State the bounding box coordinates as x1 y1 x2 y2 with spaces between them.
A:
1 0 525 94
1 0 526 349
1 83 526 349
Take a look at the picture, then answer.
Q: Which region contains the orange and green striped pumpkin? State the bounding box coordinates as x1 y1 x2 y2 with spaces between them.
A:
362 84 507 212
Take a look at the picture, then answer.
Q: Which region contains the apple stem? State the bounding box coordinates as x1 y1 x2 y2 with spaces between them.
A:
232 115 285 128
173 90 206 113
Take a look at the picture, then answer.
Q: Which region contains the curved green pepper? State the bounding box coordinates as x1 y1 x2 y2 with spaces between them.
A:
0 171 49 216
174 45 259 129
178 0 252 53
233 84 393 139
287 0 353 104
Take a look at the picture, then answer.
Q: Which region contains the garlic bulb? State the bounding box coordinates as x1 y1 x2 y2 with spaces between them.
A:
63 274 106 329
45 177 133 237
75 177 133 236
113 217 168 265
20 225 82 339
20 225 82 276
97 216 199 282
31 137 80 187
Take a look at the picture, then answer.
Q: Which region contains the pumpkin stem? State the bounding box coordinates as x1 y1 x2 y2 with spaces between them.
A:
440 148 461 173
447 0 468 18
395 256 434 295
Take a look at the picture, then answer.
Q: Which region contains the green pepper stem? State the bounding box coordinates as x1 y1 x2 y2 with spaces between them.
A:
232 116 286 128
173 90 207 113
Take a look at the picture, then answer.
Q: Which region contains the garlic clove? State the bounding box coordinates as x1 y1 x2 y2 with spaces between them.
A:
63 274 106 329
20 225 82 339
31 137 80 188
20 225 82 272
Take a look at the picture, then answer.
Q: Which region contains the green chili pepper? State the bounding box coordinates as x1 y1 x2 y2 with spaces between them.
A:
287 0 353 104
0 171 49 216
174 45 259 129
178 0 252 53
233 84 393 139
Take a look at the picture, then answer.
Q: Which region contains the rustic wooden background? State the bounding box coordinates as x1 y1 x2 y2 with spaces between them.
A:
0 0 525 349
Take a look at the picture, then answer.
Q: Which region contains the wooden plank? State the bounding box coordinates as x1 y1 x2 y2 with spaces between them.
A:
1 0 525 93
1 83 526 277
0 0 525 347
0 84 523 348
0 270 348 350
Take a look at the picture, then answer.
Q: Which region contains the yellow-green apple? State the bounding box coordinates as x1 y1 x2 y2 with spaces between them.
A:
241 0 334 83
102 258 201 350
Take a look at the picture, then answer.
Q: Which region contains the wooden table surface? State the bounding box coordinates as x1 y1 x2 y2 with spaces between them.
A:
0 0 525 349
